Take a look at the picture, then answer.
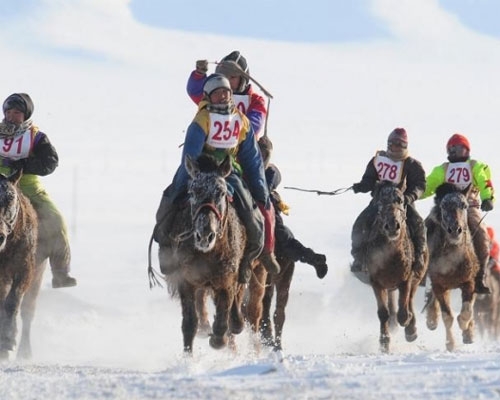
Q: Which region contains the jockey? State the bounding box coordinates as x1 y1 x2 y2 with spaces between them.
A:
487 226 500 275
187 51 267 139
350 128 427 281
258 136 328 279
422 133 494 294
154 74 280 283
0 93 76 288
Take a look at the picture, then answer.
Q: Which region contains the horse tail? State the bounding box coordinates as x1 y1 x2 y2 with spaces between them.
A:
147 231 164 289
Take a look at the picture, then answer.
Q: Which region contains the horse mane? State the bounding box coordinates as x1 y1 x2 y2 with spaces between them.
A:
194 153 222 173
434 183 470 205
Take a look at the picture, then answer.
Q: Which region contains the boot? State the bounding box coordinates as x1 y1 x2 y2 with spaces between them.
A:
52 271 77 289
475 269 491 295
259 251 281 275
299 248 328 279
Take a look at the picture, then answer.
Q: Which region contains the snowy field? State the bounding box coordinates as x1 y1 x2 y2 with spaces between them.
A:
2 1 500 399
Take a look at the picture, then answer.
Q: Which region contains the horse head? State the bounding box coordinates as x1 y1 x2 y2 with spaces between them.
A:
373 181 406 240
435 183 469 244
185 154 231 253
0 170 22 252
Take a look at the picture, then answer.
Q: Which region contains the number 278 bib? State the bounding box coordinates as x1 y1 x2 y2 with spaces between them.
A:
374 154 403 184
206 113 242 149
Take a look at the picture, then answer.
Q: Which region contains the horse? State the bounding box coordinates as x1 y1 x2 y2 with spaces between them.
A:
474 265 500 341
425 183 479 351
152 154 247 354
359 180 425 353
0 170 39 360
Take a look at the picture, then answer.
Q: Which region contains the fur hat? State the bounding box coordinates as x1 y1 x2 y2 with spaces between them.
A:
387 128 408 145
3 93 34 120
447 133 470 152
203 74 232 97
216 51 249 93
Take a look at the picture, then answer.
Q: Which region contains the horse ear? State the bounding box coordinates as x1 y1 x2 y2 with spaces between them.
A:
219 156 232 178
7 168 22 186
185 155 200 178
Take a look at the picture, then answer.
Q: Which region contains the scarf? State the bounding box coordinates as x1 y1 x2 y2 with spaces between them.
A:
0 118 33 138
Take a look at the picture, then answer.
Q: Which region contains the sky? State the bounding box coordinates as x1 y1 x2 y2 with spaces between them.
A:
1 0 500 398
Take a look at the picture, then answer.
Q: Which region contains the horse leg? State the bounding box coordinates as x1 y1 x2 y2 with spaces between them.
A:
229 285 244 335
260 277 275 347
396 280 412 328
272 262 294 352
436 289 455 351
0 276 26 354
458 284 476 345
373 286 390 353
426 289 440 330
209 288 232 350
179 282 198 354
195 288 212 337
18 261 47 359
0 284 9 360
404 279 419 342
245 263 267 353
388 290 398 333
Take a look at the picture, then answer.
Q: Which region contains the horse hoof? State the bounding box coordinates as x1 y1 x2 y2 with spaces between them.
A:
196 323 212 338
405 330 418 342
463 331 474 344
209 335 227 349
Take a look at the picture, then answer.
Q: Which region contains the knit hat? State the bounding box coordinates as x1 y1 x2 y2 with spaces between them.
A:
203 73 232 97
3 93 34 120
216 50 249 93
447 133 470 152
387 128 408 146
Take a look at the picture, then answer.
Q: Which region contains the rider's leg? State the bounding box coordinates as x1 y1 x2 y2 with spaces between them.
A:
469 207 491 294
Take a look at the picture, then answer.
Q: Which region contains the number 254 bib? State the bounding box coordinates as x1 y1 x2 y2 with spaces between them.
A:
206 113 242 149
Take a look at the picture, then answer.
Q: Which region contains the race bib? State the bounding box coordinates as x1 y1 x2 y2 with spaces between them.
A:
446 162 472 190
206 113 242 149
233 94 250 115
0 130 33 160
374 154 403 184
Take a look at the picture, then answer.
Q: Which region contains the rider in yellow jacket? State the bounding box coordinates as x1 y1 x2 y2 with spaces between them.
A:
422 133 494 294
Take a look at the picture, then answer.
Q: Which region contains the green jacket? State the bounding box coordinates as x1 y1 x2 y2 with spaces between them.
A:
422 159 494 202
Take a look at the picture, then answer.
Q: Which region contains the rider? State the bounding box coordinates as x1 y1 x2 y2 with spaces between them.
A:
154 74 280 283
0 93 77 288
187 50 267 139
258 136 328 279
350 128 427 281
486 226 500 277
422 133 494 294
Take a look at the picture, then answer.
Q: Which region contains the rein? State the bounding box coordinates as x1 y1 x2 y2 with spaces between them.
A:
284 186 353 196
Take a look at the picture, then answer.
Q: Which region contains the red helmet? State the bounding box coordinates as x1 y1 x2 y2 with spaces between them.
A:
447 133 470 152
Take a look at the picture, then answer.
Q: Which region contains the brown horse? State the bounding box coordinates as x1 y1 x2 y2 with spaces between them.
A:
0 170 39 359
425 183 479 351
360 181 425 353
474 262 500 341
152 155 247 353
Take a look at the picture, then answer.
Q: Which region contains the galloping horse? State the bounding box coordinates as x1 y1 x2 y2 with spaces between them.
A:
0 170 39 359
361 181 425 352
153 154 247 353
425 183 479 351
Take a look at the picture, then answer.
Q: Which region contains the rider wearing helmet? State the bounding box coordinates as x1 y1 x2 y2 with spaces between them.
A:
155 74 280 283
422 133 495 294
350 128 427 282
187 51 267 140
0 93 77 288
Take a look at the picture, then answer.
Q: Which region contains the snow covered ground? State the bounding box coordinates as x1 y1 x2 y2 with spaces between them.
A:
2 1 500 399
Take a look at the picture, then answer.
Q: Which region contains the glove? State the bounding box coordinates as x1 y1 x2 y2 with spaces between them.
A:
404 194 414 205
195 59 208 74
352 183 362 193
9 158 26 172
481 199 494 212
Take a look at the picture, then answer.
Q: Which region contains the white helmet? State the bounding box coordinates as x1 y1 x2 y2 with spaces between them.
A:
203 73 232 97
